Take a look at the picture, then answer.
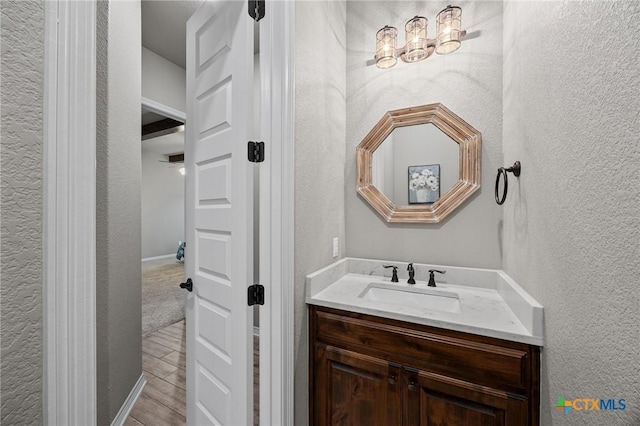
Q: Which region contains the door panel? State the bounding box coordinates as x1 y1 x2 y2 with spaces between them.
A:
314 344 401 426
421 390 505 425
185 0 254 424
405 369 526 426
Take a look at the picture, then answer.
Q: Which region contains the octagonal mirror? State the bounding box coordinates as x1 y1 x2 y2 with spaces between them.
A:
356 103 481 223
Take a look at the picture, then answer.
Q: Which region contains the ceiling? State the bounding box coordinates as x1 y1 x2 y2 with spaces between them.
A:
141 107 166 126
141 0 202 69
141 128 185 156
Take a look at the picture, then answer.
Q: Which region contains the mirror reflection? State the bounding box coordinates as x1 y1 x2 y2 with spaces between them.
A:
372 124 458 206
356 103 481 223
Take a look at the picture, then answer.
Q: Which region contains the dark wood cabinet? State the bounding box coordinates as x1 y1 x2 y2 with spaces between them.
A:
403 368 527 425
314 344 401 425
310 306 540 426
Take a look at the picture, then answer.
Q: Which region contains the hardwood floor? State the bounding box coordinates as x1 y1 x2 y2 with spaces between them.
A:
127 320 187 426
126 320 259 425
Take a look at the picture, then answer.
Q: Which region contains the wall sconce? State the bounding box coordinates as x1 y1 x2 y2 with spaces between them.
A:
375 5 466 69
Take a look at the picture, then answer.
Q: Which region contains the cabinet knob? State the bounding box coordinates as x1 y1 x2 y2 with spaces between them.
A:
408 380 417 391
388 375 396 385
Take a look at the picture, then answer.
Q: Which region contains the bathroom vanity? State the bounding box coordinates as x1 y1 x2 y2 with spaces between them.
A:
306 258 544 425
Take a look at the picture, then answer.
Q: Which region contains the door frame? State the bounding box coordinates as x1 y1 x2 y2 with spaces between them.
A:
43 1 295 424
257 2 295 423
43 1 97 424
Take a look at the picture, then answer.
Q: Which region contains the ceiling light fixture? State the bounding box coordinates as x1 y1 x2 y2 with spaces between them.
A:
375 5 466 69
178 167 185 175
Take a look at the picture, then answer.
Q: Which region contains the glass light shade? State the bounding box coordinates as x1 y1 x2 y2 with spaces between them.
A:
375 26 398 69
436 5 462 55
403 16 428 62
178 167 185 175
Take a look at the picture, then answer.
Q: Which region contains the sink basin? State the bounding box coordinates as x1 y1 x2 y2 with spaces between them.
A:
358 283 462 313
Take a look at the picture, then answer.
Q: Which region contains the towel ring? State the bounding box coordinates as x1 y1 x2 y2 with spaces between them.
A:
495 161 521 205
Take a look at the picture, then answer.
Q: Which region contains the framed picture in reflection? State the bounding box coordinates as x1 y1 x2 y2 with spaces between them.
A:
408 164 440 204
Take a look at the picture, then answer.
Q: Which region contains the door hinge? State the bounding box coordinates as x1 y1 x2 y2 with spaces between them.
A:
248 141 265 163
248 0 265 22
248 284 265 306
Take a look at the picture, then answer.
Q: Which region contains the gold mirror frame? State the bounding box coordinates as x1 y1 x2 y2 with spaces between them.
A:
356 103 481 223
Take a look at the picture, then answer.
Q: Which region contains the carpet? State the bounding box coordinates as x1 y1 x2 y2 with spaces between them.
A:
142 259 185 336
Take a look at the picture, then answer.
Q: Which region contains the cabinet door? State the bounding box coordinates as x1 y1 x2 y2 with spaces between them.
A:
404 368 528 426
313 344 401 426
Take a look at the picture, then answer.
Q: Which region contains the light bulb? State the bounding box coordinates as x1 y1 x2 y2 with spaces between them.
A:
436 6 462 55
403 16 428 63
375 26 398 69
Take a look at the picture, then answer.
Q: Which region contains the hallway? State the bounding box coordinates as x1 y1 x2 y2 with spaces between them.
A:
125 320 260 425
127 320 187 425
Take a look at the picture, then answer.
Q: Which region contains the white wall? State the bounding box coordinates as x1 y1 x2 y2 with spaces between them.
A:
141 147 185 259
294 1 347 424
502 1 640 424
0 0 44 422
96 1 143 424
346 1 504 268
142 46 186 112
140 44 187 260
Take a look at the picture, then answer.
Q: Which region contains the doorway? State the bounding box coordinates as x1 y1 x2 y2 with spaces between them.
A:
132 98 261 424
140 106 186 336
44 1 295 423
133 2 263 422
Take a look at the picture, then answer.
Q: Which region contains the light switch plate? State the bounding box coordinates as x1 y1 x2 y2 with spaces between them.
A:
332 237 339 258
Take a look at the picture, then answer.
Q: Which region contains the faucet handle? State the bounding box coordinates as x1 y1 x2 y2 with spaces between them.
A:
383 265 399 282
407 263 416 284
427 269 446 287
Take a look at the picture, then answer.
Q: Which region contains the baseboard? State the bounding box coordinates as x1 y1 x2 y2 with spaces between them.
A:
110 374 146 426
141 253 175 262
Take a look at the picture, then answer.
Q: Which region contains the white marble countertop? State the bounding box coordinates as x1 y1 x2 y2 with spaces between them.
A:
306 258 544 346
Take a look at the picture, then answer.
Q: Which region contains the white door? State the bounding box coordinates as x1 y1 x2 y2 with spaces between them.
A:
185 1 254 424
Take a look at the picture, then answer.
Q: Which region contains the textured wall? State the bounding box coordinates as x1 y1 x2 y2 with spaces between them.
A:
346 0 504 269
502 1 640 424
142 47 186 112
294 1 347 424
96 1 143 424
141 148 185 259
0 1 44 423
